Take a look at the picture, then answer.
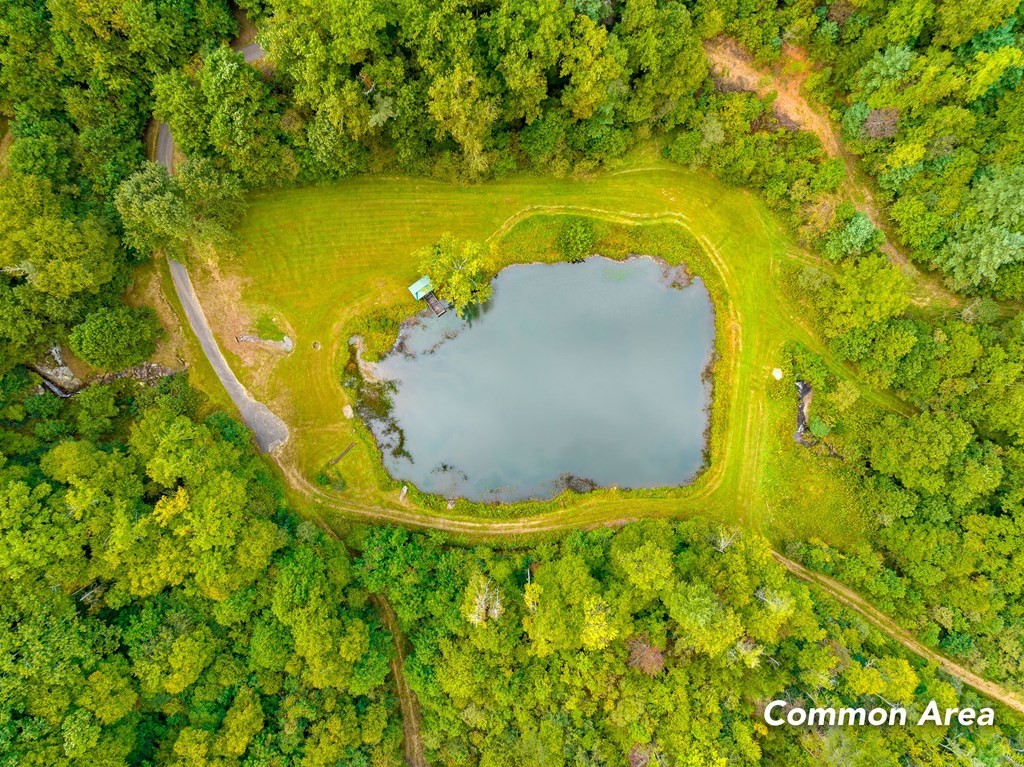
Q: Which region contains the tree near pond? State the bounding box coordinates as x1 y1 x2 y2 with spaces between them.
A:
417 234 493 316
69 306 161 370
558 217 596 262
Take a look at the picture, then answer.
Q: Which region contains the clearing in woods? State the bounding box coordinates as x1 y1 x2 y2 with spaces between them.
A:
148 34 1024 726
176 156 915 551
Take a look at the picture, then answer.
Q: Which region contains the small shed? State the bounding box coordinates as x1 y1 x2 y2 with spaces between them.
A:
408 276 434 300
408 275 447 316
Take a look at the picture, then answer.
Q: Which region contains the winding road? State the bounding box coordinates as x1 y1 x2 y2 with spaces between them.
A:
167 260 288 452
149 33 1024 722
155 38 288 454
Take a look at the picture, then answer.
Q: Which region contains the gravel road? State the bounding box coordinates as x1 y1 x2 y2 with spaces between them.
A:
154 41 288 454
236 42 266 62
168 260 289 452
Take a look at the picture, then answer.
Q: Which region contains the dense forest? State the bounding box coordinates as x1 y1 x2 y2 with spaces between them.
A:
2 371 1021 765
2 0 1023 369
0 374 402 766
3 0 1024 763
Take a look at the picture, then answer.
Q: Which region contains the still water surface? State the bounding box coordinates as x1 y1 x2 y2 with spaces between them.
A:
365 256 716 501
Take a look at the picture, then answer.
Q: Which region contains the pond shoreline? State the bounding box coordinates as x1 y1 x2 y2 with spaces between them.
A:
345 255 717 504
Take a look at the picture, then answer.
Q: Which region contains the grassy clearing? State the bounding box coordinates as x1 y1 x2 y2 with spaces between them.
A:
188 158 904 548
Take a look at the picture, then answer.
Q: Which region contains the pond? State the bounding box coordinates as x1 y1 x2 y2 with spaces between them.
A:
361 256 716 502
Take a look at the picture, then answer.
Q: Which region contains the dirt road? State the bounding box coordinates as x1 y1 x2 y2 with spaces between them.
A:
774 553 1024 717
703 37 960 306
292 465 1024 716
371 595 429 767
154 41 289 454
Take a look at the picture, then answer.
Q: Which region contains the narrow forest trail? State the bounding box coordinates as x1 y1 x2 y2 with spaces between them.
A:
703 37 961 308
370 596 429 767
774 554 1024 717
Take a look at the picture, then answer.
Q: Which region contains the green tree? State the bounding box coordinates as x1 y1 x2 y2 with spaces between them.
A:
934 167 1024 289
557 217 596 262
115 159 245 258
0 175 117 299
69 306 161 370
817 255 911 338
417 234 494 316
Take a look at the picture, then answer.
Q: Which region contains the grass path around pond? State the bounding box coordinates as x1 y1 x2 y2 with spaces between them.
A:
183 157 915 548
172 159 1024 717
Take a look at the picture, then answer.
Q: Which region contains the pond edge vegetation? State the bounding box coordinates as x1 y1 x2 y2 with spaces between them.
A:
325 213 731 520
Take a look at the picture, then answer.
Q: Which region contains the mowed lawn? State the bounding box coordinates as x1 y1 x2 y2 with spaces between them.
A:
191 158 897 547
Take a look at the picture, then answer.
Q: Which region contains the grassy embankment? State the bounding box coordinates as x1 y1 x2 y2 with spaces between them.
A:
178 157 913 548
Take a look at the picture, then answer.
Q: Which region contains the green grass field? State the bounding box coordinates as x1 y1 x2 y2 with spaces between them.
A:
181 156 910 548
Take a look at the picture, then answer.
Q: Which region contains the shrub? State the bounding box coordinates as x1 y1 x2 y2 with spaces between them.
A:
822 210 883 261
557 217 596 263
70 306 161 371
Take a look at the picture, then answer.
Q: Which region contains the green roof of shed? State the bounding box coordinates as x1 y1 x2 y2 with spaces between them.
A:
408 275 433 300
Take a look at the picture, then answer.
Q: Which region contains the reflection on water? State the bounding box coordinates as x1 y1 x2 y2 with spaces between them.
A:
364 256 716 502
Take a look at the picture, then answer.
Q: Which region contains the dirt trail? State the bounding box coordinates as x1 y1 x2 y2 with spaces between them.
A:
704 38 840 156
292 463 1024 716
371 595 429 767
774 553 1024 716
703 37 959 307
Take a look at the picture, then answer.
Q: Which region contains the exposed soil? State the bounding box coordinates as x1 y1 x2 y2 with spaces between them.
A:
191 261 293 393
704 38 840 155
232 8 258 45
703 37 960 307
125 264 190 370
0 123 13 174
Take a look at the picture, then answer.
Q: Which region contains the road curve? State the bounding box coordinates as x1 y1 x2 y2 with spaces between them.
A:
168 260 288 452
154 41 289 454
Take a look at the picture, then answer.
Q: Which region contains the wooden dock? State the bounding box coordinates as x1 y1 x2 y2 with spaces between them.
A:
424 291 447 316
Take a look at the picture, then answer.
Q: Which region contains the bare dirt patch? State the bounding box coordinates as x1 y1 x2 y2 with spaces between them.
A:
190 261 293 392
232 8 258 45
371 595 429 767
0 123 13 176
704 38 840 155
125 263 189 370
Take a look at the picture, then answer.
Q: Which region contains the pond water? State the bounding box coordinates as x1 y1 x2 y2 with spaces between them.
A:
362 256 716 502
